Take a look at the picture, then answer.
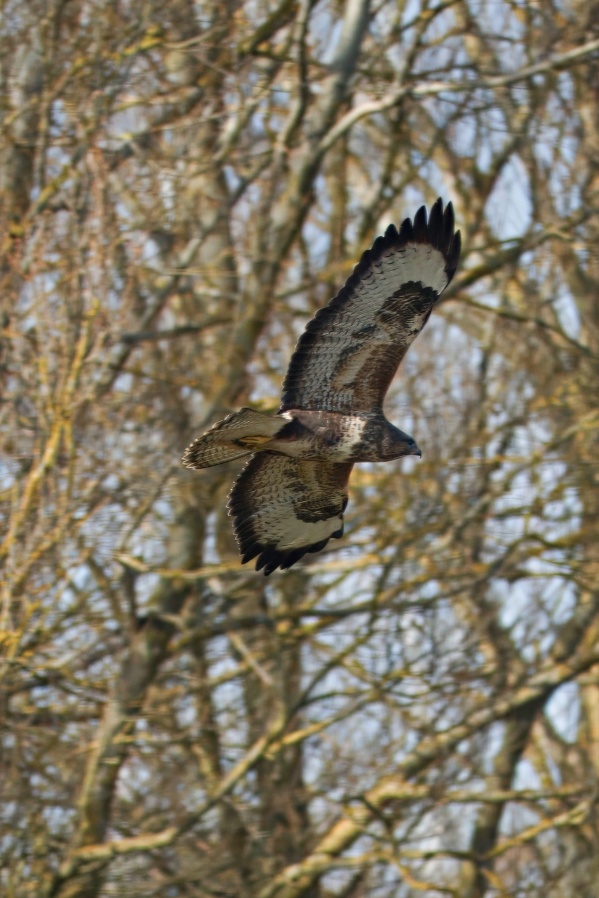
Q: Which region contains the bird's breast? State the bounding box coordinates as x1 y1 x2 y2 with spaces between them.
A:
269 410 375 461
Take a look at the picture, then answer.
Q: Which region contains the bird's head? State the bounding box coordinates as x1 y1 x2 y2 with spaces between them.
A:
382 423 422 460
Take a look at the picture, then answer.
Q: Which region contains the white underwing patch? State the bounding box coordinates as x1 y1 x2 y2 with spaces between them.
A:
272 515 341 550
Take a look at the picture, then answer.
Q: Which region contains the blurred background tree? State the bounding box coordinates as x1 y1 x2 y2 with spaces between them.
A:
1 1 599 896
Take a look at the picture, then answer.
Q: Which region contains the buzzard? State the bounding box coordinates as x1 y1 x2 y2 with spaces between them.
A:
183 198 461 574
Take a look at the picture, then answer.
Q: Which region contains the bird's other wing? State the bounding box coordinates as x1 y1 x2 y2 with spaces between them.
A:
280 198 461 415
228 453 354 575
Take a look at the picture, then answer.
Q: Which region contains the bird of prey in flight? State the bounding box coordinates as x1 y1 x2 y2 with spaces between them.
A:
183 198 461 574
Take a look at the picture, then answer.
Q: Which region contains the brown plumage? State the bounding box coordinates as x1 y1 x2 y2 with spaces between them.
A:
183 198 461 574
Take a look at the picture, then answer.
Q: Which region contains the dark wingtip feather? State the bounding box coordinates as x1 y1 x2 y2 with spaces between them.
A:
384 222 398 241
255 546 310 576
412 203 429 241
426 198 449 251
414 198 461 284
397 214 414 242
240 535 339 576
252 538 334 575
442 200 455 249
446 228 461 281
427 197 443 244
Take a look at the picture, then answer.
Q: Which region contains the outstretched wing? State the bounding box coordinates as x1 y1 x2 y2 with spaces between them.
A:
280 198 461 415
228 453 354 575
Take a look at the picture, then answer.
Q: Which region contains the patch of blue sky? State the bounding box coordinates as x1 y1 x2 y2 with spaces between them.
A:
105 92 152 152
500 443 580 529
121 531 168 574
166 664 246 766
546 682 580 743
395 155 449 210
500 788 546 843
199 510 221 566
39 800 77 839
552 285 582 339
199 671 252 758
116 754 154 804
406 795 476 858
474 0 526 49
205 633 243 682
15 273 57 326
222 163 242 194
486 154 532 240
401 596 474 673
310 565 361 629
405 14 465 78
496 578 577 663
301 186 334 268
512 756 542 793
310 6 342 66
80 474 171 570
157 165 176 214
551 69 576 105
0 453 18 492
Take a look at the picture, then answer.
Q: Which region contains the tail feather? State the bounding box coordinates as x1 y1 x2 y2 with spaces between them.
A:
182 408 285 470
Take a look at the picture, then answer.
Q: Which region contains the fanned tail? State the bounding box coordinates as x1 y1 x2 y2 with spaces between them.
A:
182 408 285 470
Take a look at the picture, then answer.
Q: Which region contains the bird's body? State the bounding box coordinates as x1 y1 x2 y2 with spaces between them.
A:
183 199 461 574
249 409 420 463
